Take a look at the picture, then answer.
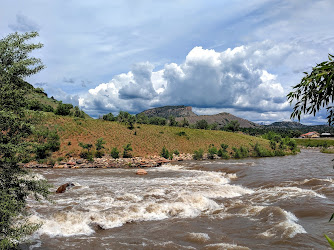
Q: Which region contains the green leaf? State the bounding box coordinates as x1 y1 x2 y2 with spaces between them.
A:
324 234 334 249
329 213 334 222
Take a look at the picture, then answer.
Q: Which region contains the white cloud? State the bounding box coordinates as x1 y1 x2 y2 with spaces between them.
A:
80 42 294 121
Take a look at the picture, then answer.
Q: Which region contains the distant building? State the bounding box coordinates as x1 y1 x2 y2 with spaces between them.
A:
321 132 332 137
300 131 320 138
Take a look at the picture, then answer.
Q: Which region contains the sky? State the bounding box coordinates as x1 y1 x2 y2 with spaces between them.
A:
1 0 334 124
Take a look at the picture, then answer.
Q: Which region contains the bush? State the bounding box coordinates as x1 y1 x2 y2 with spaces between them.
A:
95 150 104 158
54 102 73 116
73 106 85 118
274 150 286 156
223 120 240 132
207 145 218 159
33 129 60 159
177 131 187 136
79 142 93 152
110 147 119 158
102 112 116 121
123 143 133 158
136 113 149 124
218 149 230 159
232 146 249 159
193 149 204 160
169 116 178 126
270 140 276 150
252 143 273 157
43 105 54 113
195 119 209 130
95 137 106 151
80 150 93 161
47 131 60 152
221 143 229 152
160 146 170 159
173 149 180 156
149 117 167 126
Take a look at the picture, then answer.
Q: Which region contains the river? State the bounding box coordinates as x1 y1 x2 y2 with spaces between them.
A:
23 149 334 249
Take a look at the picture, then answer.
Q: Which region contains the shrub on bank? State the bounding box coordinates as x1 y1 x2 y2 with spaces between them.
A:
160 146 170 159
207 145 218 159
217 143 229 159
123 143 133 158
110 147 119 158
193 149 204 160
233 146 249 159
252 143 274 157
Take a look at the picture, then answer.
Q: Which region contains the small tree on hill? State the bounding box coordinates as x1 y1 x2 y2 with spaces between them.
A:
195 119 209 129
223 120 240 132
123 143 133 158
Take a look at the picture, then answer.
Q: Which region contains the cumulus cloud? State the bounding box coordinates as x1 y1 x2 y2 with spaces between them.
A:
80 42 295 120
8 14 40 32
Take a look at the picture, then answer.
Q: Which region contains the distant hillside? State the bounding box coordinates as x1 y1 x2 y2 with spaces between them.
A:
267 121 307 128
176 112 259 128
23 82 91 119
139 106 258 128
40 112 272 158
139 105 197 119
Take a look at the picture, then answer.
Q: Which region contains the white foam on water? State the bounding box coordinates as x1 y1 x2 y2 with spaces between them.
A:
204 242 250 250
252 186 326 202
186 232 210 243
257 210 306 239
28 164 254 237
29 212 95 237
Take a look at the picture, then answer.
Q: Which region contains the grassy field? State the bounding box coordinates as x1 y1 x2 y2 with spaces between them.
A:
37 112 273 158
294 138 334 148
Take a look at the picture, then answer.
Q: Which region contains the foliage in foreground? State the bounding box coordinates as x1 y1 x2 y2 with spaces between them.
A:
287 53 334 247
288 53 334 125
0 31 50 248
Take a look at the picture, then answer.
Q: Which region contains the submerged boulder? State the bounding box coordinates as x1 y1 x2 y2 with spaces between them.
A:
56 182 75 193
136 169 147 175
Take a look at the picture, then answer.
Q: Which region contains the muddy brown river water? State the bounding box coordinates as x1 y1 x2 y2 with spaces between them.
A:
22 149 334 249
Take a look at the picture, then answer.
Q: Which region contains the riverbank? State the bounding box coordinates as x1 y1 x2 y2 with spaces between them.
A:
22 153 193 169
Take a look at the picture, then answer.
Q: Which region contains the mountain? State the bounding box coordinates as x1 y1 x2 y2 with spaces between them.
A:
139 106 258 128
267 121 307 128
139 105 197 119
175 112 259 128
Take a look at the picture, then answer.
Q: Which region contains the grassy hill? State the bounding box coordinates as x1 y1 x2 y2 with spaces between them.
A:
24 84 91 119
37 112 273 158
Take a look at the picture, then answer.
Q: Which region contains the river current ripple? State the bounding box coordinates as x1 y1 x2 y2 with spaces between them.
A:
23 149 334 249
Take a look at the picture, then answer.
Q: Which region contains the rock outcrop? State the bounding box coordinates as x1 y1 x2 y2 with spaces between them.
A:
139 105 197 119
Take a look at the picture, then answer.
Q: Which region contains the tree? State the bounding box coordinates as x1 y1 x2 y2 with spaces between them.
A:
79 142 93 152
180 118 189 127
95 138 106 151
136 113 149 124
287 54 334 125
123 143 133 158
223 120 240 132
195 119 209 129
102 112 116 121
287 53 334 248
117 111 131 123
54 102 73 116
0 32 49 248
168 116 178 127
